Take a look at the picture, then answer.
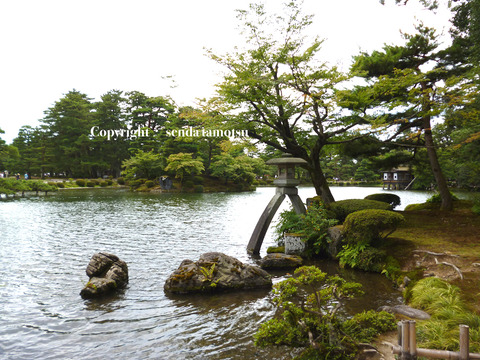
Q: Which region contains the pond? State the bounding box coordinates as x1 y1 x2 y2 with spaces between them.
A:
0 186 444 359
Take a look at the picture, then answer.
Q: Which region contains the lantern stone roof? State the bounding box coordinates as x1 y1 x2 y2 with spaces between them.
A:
265 154 308 166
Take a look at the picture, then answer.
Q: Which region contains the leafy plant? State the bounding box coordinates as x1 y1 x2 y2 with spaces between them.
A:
426 192 459 203
200 263 216 282
274 201 337 253
254 266 363 359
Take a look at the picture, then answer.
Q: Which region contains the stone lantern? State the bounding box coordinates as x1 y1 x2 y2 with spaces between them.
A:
247 154 308 255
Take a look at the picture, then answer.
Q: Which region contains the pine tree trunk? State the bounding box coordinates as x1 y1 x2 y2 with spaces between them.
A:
423 115 453 211
309 160 335 205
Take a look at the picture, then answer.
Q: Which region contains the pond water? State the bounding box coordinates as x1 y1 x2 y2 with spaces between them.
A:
0 186 445 359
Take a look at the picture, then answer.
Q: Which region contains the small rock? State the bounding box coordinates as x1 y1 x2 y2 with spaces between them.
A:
80 252 128 299
378 305 431 320
259 253 303 269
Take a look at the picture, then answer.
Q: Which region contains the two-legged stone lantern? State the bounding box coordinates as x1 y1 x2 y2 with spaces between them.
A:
247 154 308 255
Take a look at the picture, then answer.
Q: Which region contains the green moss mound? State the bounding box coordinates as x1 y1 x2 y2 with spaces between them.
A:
343 209 405 244
328 199 393 222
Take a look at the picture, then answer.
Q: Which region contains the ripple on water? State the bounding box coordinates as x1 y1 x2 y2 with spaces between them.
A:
0 188 411 359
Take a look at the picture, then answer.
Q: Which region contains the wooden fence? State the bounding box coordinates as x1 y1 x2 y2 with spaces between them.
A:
392 320 480 359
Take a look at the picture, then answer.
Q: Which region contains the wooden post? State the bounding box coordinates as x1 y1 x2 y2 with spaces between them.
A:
409 320 417 359
459 325 469 360
402 320 410 359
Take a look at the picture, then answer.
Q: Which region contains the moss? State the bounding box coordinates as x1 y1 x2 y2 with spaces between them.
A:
266 246 285 253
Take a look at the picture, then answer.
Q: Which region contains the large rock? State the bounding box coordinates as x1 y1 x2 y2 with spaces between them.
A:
259 253 303 269
378 305 431 320
164 252 272 294
80 253 128 299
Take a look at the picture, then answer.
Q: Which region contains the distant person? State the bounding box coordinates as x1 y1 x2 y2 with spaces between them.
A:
16 173 20 180
24 173 29 180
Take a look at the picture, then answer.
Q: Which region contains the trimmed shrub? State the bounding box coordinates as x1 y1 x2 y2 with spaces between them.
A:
193 176 204 185
183 180 194 188
328 199 393 222
128 180 141 189
106 179 113 186
343 209 405 245
194 185 204 193
364 193 401 209
86 181 95 187
99 181 108 187
145 180 155 188
76 179 86 187
56 182 65 188
48 182 57 187
117 177 125 185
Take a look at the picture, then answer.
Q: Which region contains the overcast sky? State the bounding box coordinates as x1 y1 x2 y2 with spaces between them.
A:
0 0 452 144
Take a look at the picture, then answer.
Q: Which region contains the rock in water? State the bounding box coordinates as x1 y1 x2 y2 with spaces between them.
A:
80 253 128 299
259 253 303 269
164 252 272 294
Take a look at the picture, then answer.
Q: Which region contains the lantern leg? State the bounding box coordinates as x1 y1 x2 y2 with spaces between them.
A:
247 193 286 255
288 194 306 215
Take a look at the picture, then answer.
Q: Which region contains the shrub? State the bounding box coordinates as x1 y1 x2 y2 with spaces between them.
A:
106 179 113 186
364 193 401 208
343 310 397 343
338 243 386 272
328 199 393 222
193 176 204 185
128 180 141 189
117 177 125 185
274 201 337 254
76 179 86 187
86 181 95 187
343 209 405 244
99 181 108 187
254 266 363 359
145 180 155 188
48 182 57 187
472 199 480 215
426 192 459 203
138 178 147 184
183 180 194 188
194 185 204 193
56 182 65 188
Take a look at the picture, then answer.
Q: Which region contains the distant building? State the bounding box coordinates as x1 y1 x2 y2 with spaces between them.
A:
382 167 415 190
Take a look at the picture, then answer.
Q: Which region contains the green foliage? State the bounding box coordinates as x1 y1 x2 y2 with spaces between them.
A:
328 199 393 223
99 181 107 187
165 152 204 184
337 243 386 272
409 277 480 353
343 209 405 245
56 182 65 188
145 180 155 188
117 177 125 185
274 201 337 253
86 181 95 187
364 193 401 209
343 310 397 343
426 192 459 203
472 199 480 215
254 266 363 359
183 180 194 188
76 179 86 187
192 176 204 185
194 185 204 193
122 150 164 181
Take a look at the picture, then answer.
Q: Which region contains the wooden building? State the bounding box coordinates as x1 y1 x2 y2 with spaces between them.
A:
382 167 415 190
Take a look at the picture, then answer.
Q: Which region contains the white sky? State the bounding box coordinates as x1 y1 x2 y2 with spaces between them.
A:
0 0 453 144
